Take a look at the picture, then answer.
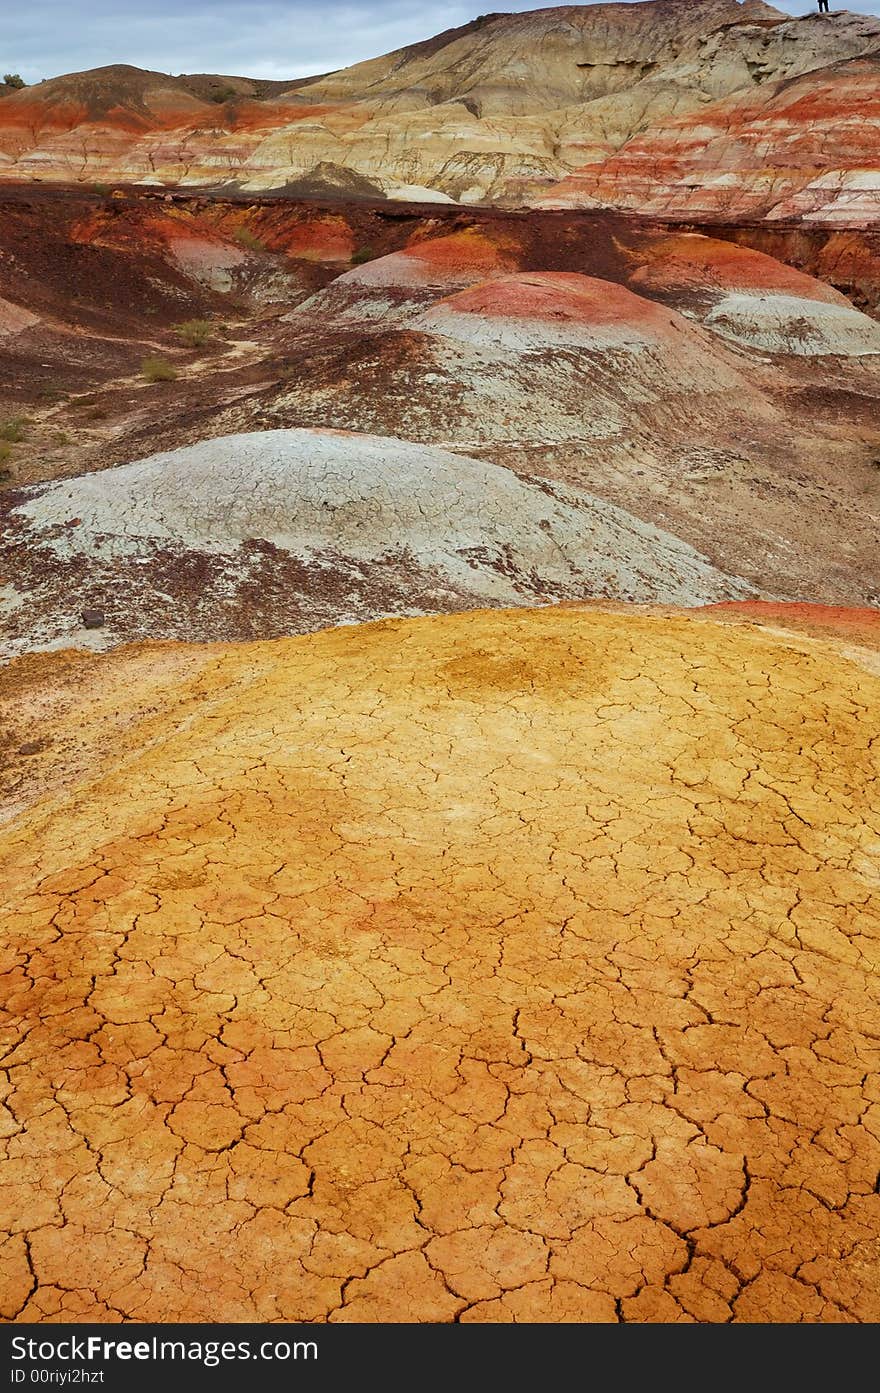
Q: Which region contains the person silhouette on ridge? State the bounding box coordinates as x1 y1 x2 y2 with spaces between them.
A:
817 0 830 12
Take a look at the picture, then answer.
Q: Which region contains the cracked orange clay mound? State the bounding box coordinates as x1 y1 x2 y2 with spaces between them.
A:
1 603 879 1324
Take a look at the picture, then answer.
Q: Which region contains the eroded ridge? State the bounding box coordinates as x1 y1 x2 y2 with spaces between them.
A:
0 604 878 1322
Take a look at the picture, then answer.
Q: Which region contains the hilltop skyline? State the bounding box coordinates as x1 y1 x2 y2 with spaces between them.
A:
8 0 880 85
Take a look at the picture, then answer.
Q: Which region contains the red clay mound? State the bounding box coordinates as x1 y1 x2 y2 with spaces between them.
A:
631 234 842 302
628 233 880 355
401 228 520 278
341 229 518 291
436 272 671 327
703 601 880 645
417 271 734 354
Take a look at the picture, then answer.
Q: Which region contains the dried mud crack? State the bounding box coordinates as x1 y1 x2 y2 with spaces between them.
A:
0 603 878 1323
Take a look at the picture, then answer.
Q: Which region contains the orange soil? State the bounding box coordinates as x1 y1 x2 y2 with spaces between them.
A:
704 601 880 645
0 604 878 1322
260 215 356 262
436 272 673 326
403 228 519 275
631 235 842 301
0 97 206 137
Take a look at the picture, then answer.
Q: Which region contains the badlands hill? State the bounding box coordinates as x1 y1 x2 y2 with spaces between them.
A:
0 602 878 1321
1 2 879 1332
1 197 878 649
1 1 879 218
0 427 752 657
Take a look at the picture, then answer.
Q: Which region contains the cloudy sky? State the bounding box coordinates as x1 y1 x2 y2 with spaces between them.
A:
7 0 880 84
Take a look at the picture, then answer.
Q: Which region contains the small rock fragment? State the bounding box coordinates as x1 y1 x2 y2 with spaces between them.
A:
81 608 105 629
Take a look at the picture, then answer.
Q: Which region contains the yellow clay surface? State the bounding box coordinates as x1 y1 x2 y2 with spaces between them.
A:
0 604 878 1322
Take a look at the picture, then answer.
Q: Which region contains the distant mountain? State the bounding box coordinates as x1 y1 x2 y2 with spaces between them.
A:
0 1 878 222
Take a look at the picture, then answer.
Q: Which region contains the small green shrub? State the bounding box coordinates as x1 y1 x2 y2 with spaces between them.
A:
211 87 238 104
52 430 72 446
233 226 264 252
350 246 376 265
140 356 177 383
174 318 214 348
0 416 28 442
3 74 25 90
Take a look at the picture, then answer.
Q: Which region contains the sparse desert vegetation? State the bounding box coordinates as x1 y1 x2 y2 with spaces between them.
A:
0 415 28 442
174 318 215 348
140 355 178 383
233 226 264 251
